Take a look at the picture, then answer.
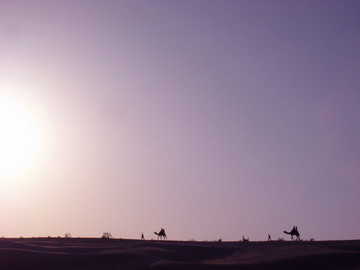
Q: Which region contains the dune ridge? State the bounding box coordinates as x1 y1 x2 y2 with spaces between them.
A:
1 238 360 269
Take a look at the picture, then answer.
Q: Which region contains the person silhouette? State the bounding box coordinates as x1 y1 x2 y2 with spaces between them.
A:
268 234 271 241
141 233 145 240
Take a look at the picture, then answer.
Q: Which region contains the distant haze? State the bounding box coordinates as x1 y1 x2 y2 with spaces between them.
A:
0 0 359 241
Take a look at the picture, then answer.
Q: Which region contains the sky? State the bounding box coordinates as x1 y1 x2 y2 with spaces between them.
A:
0 0 360 241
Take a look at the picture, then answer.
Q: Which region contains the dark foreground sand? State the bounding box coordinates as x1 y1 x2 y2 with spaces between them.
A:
1 238 360 269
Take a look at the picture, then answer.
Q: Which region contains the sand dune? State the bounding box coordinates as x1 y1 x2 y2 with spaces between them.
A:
1 238 360 269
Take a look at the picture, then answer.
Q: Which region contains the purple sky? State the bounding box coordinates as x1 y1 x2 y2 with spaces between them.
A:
1 0 360 241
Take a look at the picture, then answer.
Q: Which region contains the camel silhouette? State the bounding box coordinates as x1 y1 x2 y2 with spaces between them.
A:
242 235 249 242
154 228 167 240
283 226 300 241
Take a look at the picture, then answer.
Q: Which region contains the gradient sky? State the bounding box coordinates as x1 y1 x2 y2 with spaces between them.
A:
1 0 360 241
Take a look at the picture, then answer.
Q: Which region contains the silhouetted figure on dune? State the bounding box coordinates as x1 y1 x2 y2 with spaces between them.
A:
268 234 271 241
242 235 249 242
154 228 167 240
141 233 145 240
283 226 300 241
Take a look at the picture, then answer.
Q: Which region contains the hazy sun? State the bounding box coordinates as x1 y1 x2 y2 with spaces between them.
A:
0 97 41 178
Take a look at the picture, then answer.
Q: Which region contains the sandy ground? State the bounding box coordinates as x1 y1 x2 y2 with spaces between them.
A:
1 238 360 269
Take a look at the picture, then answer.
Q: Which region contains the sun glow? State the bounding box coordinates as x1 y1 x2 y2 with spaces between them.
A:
0 97 41 179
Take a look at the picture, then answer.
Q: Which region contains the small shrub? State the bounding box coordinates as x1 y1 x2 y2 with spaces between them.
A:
102 232 113 239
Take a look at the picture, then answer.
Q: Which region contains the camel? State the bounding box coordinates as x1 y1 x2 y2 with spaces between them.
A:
242 235 249 242
154 228 167 240
283 226 300 241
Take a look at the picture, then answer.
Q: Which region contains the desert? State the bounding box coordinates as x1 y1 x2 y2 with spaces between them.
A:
1 1 360 269
1 237 360 269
